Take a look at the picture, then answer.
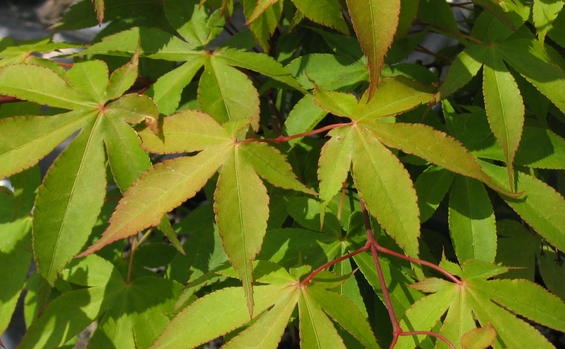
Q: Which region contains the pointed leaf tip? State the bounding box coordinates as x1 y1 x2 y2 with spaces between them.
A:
346 0 401 100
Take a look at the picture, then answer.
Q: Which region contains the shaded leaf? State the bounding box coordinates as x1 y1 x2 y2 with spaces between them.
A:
448 176 497 263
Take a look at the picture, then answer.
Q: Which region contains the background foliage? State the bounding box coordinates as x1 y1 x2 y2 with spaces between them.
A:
1 0 565 348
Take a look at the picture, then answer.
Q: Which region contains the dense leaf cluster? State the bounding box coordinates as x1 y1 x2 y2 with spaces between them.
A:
1 0 565 348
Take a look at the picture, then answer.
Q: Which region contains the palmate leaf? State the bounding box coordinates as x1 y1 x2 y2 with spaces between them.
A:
151 264 378 349
0 55 156 284
81 110 313 315
346 0 401 100
398 260 565 349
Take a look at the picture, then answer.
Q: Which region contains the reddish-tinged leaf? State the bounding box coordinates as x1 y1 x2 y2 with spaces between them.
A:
461 324 497 349
93 0 105 25
214 146 270 316
292 0 349 34
346 0 401 100
138 110 230 154
78 145 229 257
246 0 280 23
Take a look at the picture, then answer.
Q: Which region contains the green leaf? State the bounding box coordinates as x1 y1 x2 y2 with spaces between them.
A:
355 76 436 120
138 110 230 154
285 53 368 91
354 252 422 319
102 115 152 192
66 60 109 103
223 286 300 348
0 110 92 179
105 47 140 101
215 146 270 315
292 0 349 34
448 176 497 263
79 145 229 256
0 64 94 109
497 39 565 114
467 282 556 349
165 0 218 48
481 162 565 252
240 142 314 194
439 44 487 99
18 287 107 349
198 57 260 129
368 122 518 197
476 278 565 332
244 0 282 52
104 94 159 125
352 127 420 259
318 127 354 202
516 126 565 169
533 0 564 43
299 286 347 349
283 94 328 148
415 165 455 223
394 287 453 349
314 87 360 117
216 48 306 93
146 56 206 115
308 285 380 348
79 27 199 61
346 0 401 100
495 219 539 280
245 0 280 23
150 284 287 349
33 120 107 284
0 218 32 334
483 48 524 188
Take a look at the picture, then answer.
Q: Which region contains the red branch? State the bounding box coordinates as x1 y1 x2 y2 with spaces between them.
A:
241 122 350 144
301 200 459 348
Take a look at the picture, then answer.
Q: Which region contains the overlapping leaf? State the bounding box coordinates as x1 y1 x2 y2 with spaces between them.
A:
79 111 313 315
0 54 157 284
